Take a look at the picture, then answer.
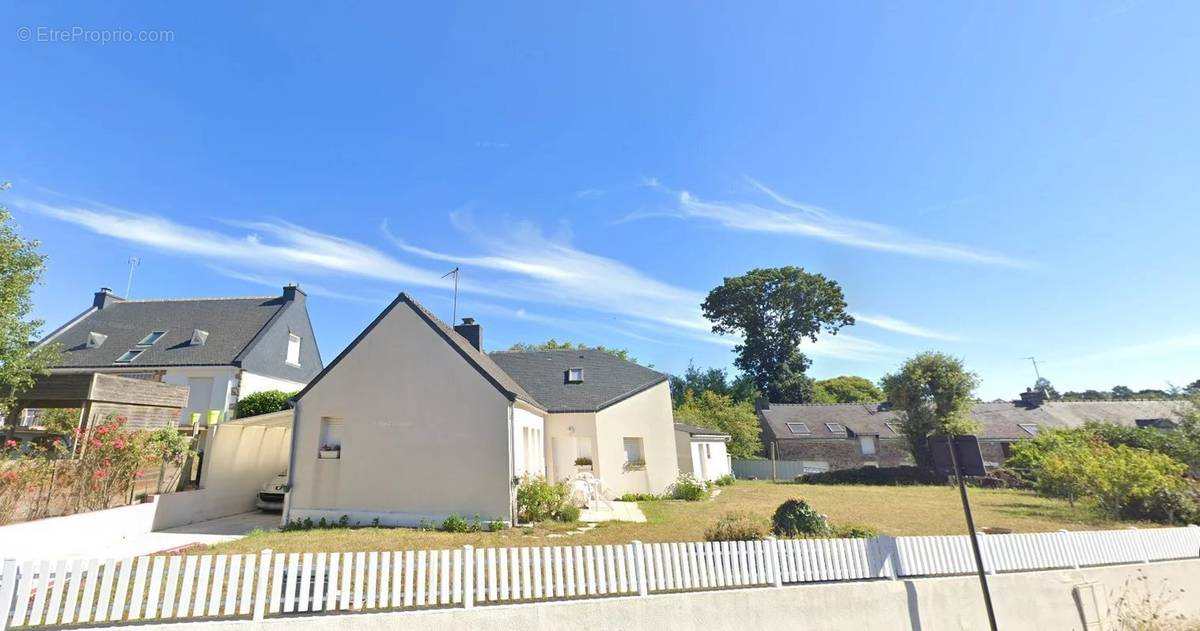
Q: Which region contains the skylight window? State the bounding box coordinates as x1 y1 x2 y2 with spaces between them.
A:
86 332 108 349
191 329 209 347
115 349 144 363
884 422 900 434
786 422 810 435
136 331 166 347
825 422 847 434
566 367 584 383
1018 423 1039 436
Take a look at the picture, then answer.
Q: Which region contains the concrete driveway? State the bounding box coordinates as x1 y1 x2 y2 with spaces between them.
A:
159 511 281 537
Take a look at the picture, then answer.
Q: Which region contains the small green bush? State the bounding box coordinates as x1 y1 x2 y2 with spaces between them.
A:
772 499 829 537
516 476 570 523
236 390 298 418
486 519 508 531
619 493 662 502
704 512 767 542
438 514 479 533
573 456 592 466
557 504 581 522
713 474 736 487
831 524 879 538
671 473 710 501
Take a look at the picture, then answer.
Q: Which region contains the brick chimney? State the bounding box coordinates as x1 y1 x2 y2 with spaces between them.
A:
454 317 482 351
1019 388 1047 408
92 287 123 309
282 283 306 303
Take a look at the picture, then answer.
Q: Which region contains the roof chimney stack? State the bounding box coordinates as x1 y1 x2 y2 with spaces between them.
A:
93 287 123 310
454 317 482 351
282 283 306 303
1019 388 1047 408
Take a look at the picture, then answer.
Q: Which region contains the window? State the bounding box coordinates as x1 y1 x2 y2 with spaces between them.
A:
286 334 302 366
786 422 811 435
860 435 877 455
623 437 645 467
86 332 107 349
1018 423 1039 436
319 417 344 455
190 329 209 346
566 367 584 383
136 331 166 346
115 349 144 363
705 443 712 459
884 422 900 435
825 422 847 435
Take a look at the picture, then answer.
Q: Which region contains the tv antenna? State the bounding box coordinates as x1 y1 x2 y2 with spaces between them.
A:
125 256 140 298
442 267 460 324
1022 356 1043 382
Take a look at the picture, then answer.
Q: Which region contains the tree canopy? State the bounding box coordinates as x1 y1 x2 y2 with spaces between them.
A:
669 362 758 407
0 183 60 418
507 340 637 363
880 352 980 469
812 376 885 403
701 267 853 403
673 389 762 459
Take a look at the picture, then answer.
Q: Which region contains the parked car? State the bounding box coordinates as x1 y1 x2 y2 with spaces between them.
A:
256 472 289 511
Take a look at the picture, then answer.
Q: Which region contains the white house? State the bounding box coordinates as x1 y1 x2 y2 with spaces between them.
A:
34 285 323 427
674 422 732 482
285 293 679 527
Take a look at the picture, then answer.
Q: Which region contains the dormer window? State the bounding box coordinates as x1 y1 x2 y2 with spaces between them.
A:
191 329 209 347
566 367 584 383
136 331 166 347
286 334 302 366
86 332 108 349
115 349 144 363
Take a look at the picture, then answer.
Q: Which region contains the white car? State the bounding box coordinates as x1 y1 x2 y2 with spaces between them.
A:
256 472 289 511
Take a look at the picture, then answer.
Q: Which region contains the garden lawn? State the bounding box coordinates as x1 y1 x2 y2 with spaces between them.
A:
200 481 1128 555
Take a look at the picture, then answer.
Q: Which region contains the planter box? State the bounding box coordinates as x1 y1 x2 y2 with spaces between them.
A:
318 449 341 460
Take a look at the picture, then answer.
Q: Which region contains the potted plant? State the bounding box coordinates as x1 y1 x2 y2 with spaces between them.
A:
318 443 341 459
574 456 593 471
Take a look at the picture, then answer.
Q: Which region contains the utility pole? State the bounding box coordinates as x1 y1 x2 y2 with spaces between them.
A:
125 256 140 298
442 267 460 324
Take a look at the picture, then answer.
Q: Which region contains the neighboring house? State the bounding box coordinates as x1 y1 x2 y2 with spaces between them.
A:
674 422 731 482
35 285 323 427
757 390 1182 473
285 293 678 527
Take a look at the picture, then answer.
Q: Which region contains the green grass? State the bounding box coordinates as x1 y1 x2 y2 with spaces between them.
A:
199 481 1130 555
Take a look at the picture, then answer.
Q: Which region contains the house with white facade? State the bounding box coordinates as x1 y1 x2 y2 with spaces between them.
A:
285 293 678 527
34 285 323 428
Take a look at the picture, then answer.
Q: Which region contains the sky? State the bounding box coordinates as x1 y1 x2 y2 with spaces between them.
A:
2 2 1198 400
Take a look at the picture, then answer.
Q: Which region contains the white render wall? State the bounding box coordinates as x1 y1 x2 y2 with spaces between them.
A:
160 366 239 426
593 381 679 496
238 371 307 401
511 404 546 478
676 434 730 482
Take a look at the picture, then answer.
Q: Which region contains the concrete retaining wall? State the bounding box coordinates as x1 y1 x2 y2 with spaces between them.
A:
83 559 1200 631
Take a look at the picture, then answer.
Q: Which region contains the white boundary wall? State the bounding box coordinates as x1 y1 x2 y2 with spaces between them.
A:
2 526 1197 629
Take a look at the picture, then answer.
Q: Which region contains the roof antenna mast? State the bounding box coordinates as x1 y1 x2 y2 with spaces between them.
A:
442 267 460 323
1022 356 1043 382
125 256 140 299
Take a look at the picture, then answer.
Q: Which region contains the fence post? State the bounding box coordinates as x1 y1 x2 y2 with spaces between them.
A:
462 546 474 610
1059 530 1080 569
766 538 783 588
870 536 899 579
631 541 648 597
0 559 18 631
976 532 996 575
253 549 273 622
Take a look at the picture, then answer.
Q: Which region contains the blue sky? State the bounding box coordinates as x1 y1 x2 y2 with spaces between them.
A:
3 2 1198 400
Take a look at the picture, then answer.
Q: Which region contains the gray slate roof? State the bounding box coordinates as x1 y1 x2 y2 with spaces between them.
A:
760 400 1181 441
674 422 730 438
45 296 290 368
489 349 667 413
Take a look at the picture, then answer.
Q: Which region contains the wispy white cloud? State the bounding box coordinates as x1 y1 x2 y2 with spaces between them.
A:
15 197 455 290
651 179 1023 267
1053 333 1200 367
574 189 605 200
852 313 961 341
207 265 389 304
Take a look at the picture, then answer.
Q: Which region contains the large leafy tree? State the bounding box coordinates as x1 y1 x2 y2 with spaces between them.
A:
0 183 60 420
508 339 637 364
669 362 760 407
674 389 762 459
880 352 980 469
812 375 885 403
702 267 853 403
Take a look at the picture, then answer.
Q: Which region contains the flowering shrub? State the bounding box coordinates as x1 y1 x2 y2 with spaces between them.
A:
670 473 710 501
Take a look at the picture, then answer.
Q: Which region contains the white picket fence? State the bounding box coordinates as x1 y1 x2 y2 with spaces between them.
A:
1 526 1197 629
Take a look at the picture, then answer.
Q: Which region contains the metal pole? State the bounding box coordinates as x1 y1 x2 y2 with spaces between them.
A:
947 436 999 631
770 441 777 483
